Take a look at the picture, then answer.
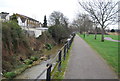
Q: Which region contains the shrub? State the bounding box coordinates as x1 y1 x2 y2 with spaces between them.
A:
45 43 52 50
110 29 115 32
30 56 38 61
14 64 28 75
24 59 33 65
48 25 69 43
4 72 16 79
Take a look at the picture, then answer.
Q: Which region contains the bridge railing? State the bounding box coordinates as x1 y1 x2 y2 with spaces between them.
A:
35 33 75 81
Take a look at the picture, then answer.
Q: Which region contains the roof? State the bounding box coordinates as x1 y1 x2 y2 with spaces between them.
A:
0 12 9 19
16 13 39 23
0 12 9 15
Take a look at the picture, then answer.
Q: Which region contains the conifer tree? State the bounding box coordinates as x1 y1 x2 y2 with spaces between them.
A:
43 15 47 27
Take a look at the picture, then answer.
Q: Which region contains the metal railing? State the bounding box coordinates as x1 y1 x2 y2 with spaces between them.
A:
35 33 75 81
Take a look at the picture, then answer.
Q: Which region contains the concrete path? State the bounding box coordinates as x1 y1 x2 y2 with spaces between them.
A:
15 59 56 79
65 35 118 79
15 60 50 79
104 37 120 42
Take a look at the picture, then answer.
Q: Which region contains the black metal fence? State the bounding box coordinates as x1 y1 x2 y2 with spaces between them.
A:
35 33 75 81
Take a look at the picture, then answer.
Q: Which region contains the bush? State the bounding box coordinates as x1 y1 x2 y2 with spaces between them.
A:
24 59 33 65
48 25 69 43
45 43 52 50
4 72 16 79
14 64 28 75
110 29 115 32
30 56 38 61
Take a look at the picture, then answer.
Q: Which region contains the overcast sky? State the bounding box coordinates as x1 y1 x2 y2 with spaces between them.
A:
0 0 119 29
0 0 81 23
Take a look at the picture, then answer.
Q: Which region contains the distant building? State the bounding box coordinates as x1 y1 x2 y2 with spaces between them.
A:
15 13 42 28
0 12 10 22
24 27 48 38
0 12 48 37
15 13 48 37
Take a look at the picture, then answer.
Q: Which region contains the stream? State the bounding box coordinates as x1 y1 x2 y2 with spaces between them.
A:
15 58 56 79
14 45 63 79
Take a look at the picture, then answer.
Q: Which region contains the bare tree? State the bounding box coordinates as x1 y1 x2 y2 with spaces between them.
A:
49 11 64 26
48 11 70 43
92 18 99 40
94 24 98 40
72 13 93 38
79 0 119 42
72 19 82 33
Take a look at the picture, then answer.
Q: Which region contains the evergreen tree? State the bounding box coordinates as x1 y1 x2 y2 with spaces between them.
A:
110 29 115 32
43 15 47 27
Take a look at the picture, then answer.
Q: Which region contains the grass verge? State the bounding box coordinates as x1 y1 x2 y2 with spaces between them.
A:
51 43 73 79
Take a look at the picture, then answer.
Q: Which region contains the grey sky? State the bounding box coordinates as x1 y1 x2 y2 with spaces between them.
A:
0 0 80 23
0 0 119 29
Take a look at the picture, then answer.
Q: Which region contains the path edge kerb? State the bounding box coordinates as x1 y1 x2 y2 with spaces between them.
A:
63 37 75 79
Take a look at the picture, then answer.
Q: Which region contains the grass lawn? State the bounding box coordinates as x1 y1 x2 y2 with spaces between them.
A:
78 33 119 74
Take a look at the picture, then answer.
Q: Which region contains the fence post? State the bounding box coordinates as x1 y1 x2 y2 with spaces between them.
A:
63 44 66 60
46 63 52 81
68 40 71 49
66 42 68 53
58 50 62 72
69 38 72 47
71 36 73 45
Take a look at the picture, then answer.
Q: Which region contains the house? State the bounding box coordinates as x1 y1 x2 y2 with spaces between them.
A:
15 13 42 28
0 12 48 37
0 12 10 22
23 27 48 38
15 13 47 38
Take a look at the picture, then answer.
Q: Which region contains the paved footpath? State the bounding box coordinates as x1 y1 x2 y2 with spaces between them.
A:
65 35 118 79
